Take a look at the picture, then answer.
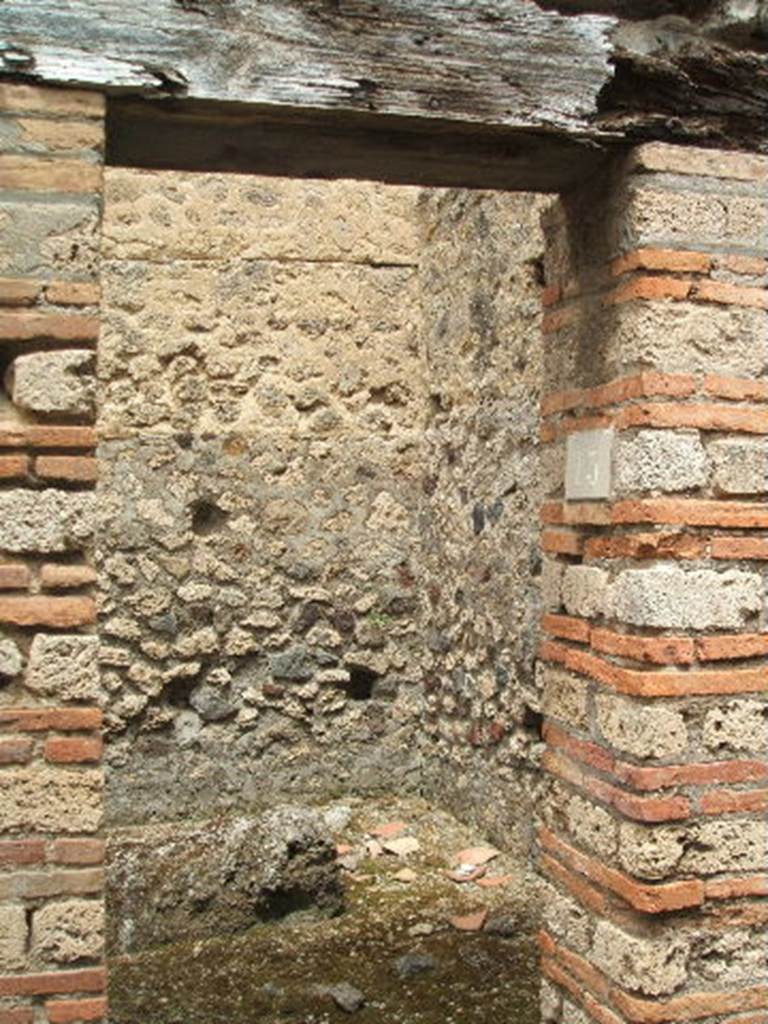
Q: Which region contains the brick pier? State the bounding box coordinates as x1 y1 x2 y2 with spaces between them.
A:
539 145 768 1023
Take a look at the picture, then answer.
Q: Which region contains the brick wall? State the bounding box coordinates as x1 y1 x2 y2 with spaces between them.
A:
0 85 106 1024
538 144 768 1023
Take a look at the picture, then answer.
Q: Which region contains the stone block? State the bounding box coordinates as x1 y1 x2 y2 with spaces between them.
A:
595 694 687 760
680 820 767 875
690 929 766 987
611 302 767 379
541 557 564 612
0 197 101 281
6 349 95 417
32 898 104 964
103 169 419 264
626 186 768 254
618 822 688 881
0 635 23 677
610 566 761 631
566 792 617 860
0 765 102 834
540 978 563 1023
542 886 591 954
615 429 708 494
0 904 27 971
591 920 689 997
709 439 768 495
26 634 100 702
540 665 589 730
561 565 609 619
0 489 94 553
702 700 767 754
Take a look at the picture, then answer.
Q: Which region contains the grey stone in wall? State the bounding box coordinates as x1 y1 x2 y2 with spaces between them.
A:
610 566 761 631
0 489 94 553
7 349 96 418
562 565 609 619
0 636 23 678
615 430 708 494
26 634 100 702
591 920 689 997
709 438 768 495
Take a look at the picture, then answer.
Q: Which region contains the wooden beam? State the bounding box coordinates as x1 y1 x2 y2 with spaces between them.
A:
107 97 613 193
0 1 615 135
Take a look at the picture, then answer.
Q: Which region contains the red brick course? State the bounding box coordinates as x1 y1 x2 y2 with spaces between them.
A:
35 456 98 483
49 839 105 866
0 708 102 732
46 998 107 1023
0 737 34 764
44 737 103 764
0 310 99 342
0 596 97 627
0 969 106 998
0 426 96 449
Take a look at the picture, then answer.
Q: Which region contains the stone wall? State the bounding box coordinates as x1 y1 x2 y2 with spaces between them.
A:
0 84 107 1024
4 81 766 1024
538 144 768 1024
96 171 549 836
418 188 549 857
98 169 433 824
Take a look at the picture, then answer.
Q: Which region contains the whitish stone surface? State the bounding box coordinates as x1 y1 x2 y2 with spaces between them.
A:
33 899 104 963
7 348 95 417
0 635 23 677
0 904 26 971
1 766 102 834
592 920 689 997
562 565 609 619
26 634 100 702
610 566 761 630
615 430 708 493
0 490 94 553
709 439 768 495
596 694 687 759
702 700 768 754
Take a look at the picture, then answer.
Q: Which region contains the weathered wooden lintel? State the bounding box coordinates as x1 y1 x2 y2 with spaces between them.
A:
2 1 768 189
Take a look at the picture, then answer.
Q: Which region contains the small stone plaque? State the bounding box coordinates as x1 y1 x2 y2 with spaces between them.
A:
565 428 613 501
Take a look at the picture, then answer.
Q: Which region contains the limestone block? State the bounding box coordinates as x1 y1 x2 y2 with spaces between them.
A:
540 978 563 1023
1 765 102 834
592 920 689 997
542 886 591 954
626 186 768 253
618 823 688 881
709 439 768 495
690 929 767 987
702 700 767 754
0 489 95 553
540 665 589 730
615 430 708 494
680 821 767 875
7 349 95 417
26 634 100 702
0 904 27 971
611 302 768 378
103 169 420 264
595 694 687 759
0 197 100 280
0 635 23 677
567 792 617 860
561 565 609 619
541 557 564 612
610 566 761 631
33 898 104 963
561 1000 590 1024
